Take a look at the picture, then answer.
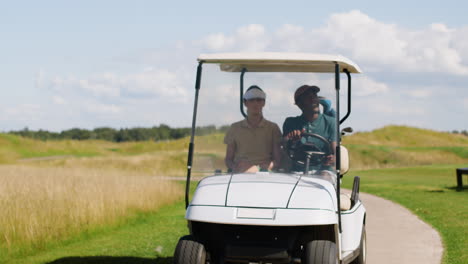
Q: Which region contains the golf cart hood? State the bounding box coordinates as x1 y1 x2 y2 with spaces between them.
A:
187 173 338 225
188 172 338 226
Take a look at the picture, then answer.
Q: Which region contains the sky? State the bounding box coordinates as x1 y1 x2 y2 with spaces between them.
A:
0 0 467 132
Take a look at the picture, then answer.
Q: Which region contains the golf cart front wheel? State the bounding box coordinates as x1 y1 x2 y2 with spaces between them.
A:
304 240 338 264
174 235 207 264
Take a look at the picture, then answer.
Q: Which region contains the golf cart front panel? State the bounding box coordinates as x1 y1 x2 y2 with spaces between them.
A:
187 206 337 226
187 172 338 226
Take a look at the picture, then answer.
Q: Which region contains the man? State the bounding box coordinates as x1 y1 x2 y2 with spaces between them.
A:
224 85 282 173
283 85 336 171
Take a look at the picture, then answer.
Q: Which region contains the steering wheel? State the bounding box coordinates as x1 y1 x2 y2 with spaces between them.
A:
287 132 332 167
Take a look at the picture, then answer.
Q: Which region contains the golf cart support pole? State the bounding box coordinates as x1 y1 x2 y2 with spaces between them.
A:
185 61 204 208
240 68 247 117
335 63 342 233
340 69 351 124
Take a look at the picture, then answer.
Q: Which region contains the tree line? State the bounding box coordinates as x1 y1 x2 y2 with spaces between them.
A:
451 130 468 136
8 125 229 142
8 126 467 142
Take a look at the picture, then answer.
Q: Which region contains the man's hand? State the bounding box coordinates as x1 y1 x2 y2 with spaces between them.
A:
284 128 305 142
259 161 274 171
324 154 335 166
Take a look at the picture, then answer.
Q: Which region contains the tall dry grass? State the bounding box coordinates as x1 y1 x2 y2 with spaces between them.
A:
29 152 188 176
0 165 182 253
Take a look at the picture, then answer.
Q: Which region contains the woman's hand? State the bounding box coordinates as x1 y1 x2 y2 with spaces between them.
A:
234 160 257 173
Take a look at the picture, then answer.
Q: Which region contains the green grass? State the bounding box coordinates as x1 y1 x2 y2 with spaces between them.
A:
343 164 468 264
344 125 468 147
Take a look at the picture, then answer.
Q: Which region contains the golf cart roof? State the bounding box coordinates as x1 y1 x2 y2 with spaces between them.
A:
198 52 362 73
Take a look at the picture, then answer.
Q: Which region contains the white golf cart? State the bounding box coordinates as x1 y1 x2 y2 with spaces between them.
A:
174 53 366 264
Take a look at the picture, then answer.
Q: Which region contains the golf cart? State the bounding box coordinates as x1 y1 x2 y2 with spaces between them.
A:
174 53 366 264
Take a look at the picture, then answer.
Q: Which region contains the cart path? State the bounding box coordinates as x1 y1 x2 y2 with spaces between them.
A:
162 177 443 263
358 192 443 264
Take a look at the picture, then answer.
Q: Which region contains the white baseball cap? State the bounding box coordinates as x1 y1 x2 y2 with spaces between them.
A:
244 86 266 100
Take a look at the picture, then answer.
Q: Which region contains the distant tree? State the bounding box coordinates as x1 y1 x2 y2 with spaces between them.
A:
93 127 117 141
60 128 91 140
158 124 171 140
128 127 152 141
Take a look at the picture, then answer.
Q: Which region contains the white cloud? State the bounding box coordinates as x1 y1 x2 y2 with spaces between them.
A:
370 104 425 115
452 26 468 63
122 68 189 100
273 24 308 52
35 69 46 89
45 68 190 102
52 95 66 105
203 33 235 51
85 102 121 114
201 24 269 52
404 89 433 98
317 10 407 64
235 24 269 52
316 11 468 75
198 11 468 76
79 73 120 97
2 104 43 121
353 76 389 96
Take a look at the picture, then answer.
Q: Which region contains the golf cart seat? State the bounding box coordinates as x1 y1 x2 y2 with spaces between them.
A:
339 145 352 210
340 193 351 211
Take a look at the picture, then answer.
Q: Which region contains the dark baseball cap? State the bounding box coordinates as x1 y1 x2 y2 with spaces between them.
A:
294 85 320 104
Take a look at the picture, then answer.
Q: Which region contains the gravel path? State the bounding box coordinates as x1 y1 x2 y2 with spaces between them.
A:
359 192 443 264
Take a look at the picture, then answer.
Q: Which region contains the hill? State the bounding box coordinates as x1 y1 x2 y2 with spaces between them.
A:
343 125 468 147
342 125 468 169
1 125 467 171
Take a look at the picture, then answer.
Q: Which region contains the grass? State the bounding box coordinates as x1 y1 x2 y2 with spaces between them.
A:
0 132 227 262
6 165 466 264
344 144 468 169
0 165 183 262
1 126 467 263
0 133 191 164
3 184 190 264
30 152 189 176
3 126 467 172
342 164 468 264
343 125 468 147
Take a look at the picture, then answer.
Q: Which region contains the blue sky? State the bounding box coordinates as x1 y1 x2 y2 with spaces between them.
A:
1 1 467 132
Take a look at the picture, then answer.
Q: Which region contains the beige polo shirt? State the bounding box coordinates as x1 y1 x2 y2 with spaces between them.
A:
224 118 282 165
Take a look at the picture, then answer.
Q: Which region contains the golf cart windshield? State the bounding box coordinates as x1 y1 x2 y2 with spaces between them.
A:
189 53 355 184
